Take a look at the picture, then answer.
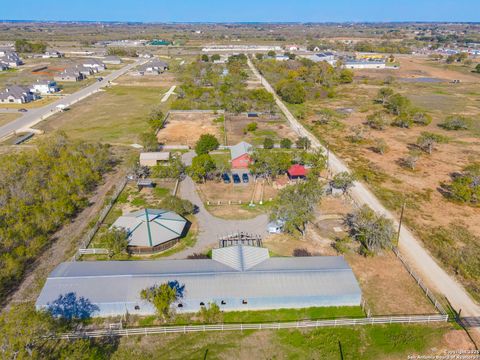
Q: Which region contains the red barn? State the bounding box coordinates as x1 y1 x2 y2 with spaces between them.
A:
230 142 253 169
287 164 307 179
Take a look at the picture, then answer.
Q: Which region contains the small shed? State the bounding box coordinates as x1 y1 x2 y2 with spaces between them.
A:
139 152 170 167
230 142 253 169
287 164 307 179
136 178 155 191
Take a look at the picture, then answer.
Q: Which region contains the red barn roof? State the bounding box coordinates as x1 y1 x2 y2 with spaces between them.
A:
287 164 307 177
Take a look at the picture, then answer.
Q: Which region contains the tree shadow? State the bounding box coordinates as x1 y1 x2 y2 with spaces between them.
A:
47 292 99 321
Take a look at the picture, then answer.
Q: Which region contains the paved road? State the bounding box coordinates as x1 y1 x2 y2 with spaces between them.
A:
168 152 268 259
247 57 480 323
0 59 145 139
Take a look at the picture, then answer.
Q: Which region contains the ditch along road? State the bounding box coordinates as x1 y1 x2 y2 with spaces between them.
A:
0 59 146 140
247 57 480 327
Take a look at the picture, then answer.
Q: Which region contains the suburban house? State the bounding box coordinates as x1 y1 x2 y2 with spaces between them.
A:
82 59 106 72
54 68 84 82
287 164 308 180
31 79 60 94
111 209 188 254
42 50 64 58
309 52 337 66
103 55 122 65
0 51 23 67
35 245 362 317
137 59 169 75
0 85 37 104
285 44 300 51
0 63 8 71
139 152 170 167
76 65 95 77
230 141 253 169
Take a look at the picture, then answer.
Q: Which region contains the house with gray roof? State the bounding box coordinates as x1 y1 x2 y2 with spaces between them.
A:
0 85 37 104
103 55 122 65
54 68 85 82
112 209 188 254
35 245 362 317
82 58 106 72
0 51 23 67
137 59 169 75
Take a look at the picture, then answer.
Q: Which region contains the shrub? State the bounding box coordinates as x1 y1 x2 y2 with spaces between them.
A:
161 195 195 216
372 138 389 154
280 138 292 149
244 122 257 133
439 115 471 131
293 248 312 257
263 137 274 149
412 111 432 126
366 111 389 130
416 132 449 154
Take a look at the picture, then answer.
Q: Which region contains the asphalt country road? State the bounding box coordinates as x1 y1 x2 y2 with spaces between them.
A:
247 57 480 323
0 59 145 139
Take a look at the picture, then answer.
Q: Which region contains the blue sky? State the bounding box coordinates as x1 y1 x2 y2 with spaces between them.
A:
2 0 479 22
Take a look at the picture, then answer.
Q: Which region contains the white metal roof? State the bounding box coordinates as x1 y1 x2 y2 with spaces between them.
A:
230 141 252 161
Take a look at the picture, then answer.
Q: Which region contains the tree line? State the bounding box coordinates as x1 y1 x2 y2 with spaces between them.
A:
0 133 112 303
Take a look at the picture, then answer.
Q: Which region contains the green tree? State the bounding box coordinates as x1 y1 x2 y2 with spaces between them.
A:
210 54 221 61
194 134 220 155
276 79 306 104
201 54 209 62
296 136 311 150
330 172 356 193
255 53 264 60
15 39 47 53
475 64 480 73
416 132 448 154
148 106 165 131
100 227 129 258
161 195 195 216
412 110 432 126
446 162 480 204
375 87 394 105
270 177 323 236
151 153 185 179
139 132 158 151
140 282 184 320
249 149 292 179
280 138 292 149
267 50 276 57
338 69 354 84
385 93 411 116
188 154 216 183
346 205 396 255
263 137 274 149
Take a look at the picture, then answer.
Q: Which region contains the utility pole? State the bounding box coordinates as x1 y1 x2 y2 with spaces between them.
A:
397 198 407 245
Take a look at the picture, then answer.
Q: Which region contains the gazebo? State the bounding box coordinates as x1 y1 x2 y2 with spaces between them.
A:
112 209 188 254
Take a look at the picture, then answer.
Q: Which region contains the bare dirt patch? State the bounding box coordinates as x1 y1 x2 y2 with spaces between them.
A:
226 114 297 146
117 72 177 87
157 112 224 147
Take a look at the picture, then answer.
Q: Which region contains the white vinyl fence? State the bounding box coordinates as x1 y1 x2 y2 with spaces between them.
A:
59 314 448 339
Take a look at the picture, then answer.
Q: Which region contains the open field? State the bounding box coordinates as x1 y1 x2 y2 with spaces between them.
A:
225 113 297 145
157 112 225 146
276 56 480 301
0 113 20 126
110 323 472 360
35 85 167 144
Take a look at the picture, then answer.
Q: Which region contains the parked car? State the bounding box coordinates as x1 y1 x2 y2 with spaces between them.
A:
242 173 249 183
232 174 241 184
222 173 231 184
18 108 28 112
97 77 104 82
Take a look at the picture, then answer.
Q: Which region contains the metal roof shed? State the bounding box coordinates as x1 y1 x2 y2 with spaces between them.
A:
36 245 362 317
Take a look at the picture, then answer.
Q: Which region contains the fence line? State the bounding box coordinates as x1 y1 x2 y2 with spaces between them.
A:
78 248 109 255
392 247 448 315
74 177 128 260
58 314 448 339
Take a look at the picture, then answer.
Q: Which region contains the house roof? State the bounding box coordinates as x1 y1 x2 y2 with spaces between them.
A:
0 85 31 100
230 142 253 161
112 209 187 248
287 164 307 177
140 152 170 161
36 246 362 311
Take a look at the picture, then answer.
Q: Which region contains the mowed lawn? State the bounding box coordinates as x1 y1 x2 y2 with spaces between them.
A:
111 323 463 360
36 85 166 144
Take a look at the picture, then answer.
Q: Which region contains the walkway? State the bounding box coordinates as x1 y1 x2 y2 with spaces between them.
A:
246 57 480 325
167 152 268 259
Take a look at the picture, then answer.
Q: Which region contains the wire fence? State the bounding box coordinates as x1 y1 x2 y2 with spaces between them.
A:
74 177 128 261
59 314 448 339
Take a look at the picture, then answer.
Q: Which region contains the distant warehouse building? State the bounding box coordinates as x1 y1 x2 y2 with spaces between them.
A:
344 60 386 69
36 245 362 317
